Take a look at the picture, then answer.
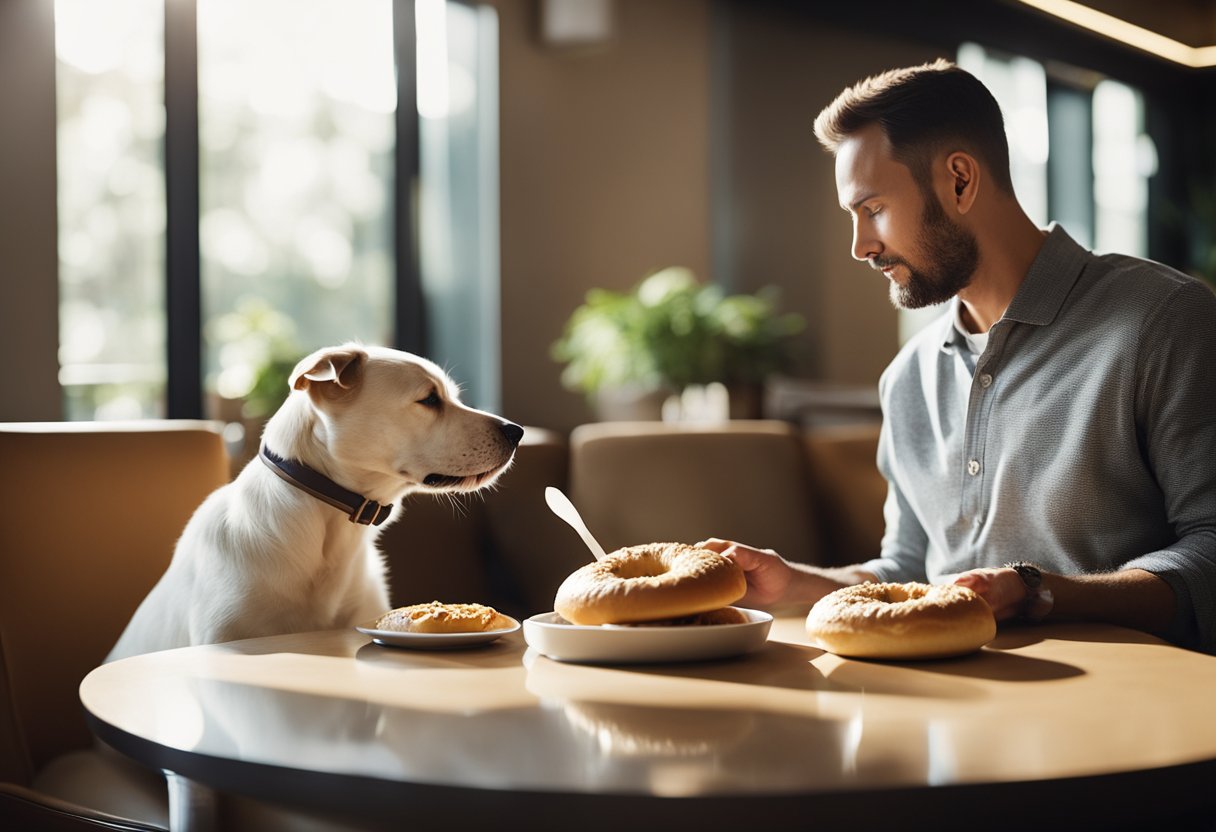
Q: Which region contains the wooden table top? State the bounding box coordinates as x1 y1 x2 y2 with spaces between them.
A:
80 616 1216 830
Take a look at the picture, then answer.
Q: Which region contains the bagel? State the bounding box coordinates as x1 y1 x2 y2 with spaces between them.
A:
376 601 513 634
554 542 747 626
806 582 995 659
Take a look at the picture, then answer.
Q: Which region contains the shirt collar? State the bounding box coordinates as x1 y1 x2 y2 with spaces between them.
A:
939 299 968 351
938 223 1089 351
1002 223 1089 326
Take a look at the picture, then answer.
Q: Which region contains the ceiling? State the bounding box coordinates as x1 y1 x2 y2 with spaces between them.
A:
1015 0 1216 66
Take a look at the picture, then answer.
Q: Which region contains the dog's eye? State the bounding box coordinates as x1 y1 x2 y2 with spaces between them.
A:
417 390 442 409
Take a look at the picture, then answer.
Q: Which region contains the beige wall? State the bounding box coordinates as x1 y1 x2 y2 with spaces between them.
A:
494 0 713 431
493 1 943 430
723 6 940 386
0 0 62 421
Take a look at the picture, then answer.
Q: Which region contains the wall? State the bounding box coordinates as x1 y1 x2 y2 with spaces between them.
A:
0 0 62 421
493 0 713 431
719 5 940 385
490 0 936 430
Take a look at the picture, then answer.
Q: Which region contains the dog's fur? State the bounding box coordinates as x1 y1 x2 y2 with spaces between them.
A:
107 344 522 662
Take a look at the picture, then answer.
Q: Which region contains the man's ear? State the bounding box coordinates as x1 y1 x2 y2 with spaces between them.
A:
945 151 980 214
290 346 367 393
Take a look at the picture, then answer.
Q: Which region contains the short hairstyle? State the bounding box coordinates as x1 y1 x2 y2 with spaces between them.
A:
814 59 1014 196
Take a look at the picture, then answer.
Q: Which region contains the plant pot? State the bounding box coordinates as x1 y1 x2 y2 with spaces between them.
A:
593 385 671 422
728 383 764 420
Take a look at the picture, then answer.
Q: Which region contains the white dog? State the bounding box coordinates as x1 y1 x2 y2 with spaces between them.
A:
107 343 523 662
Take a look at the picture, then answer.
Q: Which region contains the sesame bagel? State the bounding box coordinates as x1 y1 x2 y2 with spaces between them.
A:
554 542 747 626
806 582 996 659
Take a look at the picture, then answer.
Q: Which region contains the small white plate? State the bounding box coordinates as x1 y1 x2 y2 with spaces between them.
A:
356 616 520 650
523 608 773 664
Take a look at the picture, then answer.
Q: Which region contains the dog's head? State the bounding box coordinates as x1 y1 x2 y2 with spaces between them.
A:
272 343 523 498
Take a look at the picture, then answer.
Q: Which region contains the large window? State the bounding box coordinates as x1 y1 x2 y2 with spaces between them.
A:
417 0 500 414
53 0 500 430
55 0 166 420
197 0 396 424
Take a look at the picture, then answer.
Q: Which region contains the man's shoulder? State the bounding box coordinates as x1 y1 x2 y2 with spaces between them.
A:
1087 250 1207 294
1079 251 1216 324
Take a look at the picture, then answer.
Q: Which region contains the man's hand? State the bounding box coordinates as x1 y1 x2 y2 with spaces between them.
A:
697 538 870 609
951 567 1028 621
696 538 796 608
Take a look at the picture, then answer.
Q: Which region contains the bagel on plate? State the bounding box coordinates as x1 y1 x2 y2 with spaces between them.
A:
376 601 513 634
554 542 747 626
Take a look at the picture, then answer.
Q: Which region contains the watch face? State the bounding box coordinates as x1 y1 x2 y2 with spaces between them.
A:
1006 562 1042 588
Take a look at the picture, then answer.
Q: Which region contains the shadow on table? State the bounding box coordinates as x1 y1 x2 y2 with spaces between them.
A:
991 621 1170 649
605 637 1081 698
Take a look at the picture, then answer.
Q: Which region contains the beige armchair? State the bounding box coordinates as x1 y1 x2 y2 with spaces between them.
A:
0 421 231 830
568 420 826 565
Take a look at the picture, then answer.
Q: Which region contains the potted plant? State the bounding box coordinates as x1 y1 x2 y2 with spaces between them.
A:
551 267 805 420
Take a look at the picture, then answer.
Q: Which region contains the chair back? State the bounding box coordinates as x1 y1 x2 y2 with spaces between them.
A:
803 424 885 567
0 421 230 783
569 421 824 565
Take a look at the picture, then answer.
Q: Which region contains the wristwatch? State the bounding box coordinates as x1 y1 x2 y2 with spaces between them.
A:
1004 561 1054 622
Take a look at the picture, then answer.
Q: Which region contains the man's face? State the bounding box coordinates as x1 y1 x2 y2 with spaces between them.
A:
834 124 978 309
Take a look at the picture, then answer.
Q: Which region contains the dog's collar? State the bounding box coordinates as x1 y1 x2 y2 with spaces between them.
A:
259 445 393 526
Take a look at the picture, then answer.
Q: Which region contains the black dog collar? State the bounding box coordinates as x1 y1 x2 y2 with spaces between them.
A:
259 445 393 526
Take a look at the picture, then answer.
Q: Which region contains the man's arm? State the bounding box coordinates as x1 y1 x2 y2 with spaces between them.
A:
953 566 1176 636
698 538 877 609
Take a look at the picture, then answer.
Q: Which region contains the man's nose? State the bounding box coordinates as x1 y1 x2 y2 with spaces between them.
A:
851 218 880 262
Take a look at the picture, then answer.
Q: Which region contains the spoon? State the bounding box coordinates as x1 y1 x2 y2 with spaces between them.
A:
544 487 608 562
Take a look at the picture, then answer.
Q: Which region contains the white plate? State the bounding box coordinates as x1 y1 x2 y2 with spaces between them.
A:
356 616 520 650
523 608 773 664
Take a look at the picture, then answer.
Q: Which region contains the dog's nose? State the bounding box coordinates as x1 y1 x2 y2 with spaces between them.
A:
500 421 525 447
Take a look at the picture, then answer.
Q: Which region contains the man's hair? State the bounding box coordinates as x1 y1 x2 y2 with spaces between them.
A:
814 59 1014 196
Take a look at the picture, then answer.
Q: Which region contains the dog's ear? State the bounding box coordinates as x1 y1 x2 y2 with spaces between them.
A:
290 347 366 392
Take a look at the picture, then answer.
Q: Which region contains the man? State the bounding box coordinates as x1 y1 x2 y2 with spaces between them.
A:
702 59 1216 652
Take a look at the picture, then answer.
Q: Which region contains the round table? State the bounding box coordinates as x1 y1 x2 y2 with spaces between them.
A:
81 616 1216 830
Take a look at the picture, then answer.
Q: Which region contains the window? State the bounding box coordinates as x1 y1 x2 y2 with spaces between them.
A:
55 0 166 420
417 0 501 413
197 0 396 424
1091 79 1156 258
53 0 500 428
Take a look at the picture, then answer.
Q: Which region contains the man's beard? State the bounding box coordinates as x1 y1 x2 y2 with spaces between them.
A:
874 195 979 310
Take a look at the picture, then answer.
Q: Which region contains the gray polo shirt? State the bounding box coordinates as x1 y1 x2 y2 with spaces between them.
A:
860 224 1216 652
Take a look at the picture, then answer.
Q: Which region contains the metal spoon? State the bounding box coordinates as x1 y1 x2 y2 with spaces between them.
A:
544 487 608 562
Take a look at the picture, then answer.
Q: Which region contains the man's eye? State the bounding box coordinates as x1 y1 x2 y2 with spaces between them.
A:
418 391 441 408
866 206 883 218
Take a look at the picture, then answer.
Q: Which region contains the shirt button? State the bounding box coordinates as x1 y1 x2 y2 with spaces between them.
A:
967 459 981 476
979 373 993 388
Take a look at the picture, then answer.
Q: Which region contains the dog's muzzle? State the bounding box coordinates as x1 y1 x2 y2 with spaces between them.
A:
422 421 524 490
